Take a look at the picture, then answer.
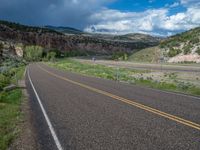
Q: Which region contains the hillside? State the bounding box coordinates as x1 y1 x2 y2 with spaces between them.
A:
160 27 200 63
128 46 161 63
130 27 200 63
0 20 160 57
84 33 162 43
45 25 83 34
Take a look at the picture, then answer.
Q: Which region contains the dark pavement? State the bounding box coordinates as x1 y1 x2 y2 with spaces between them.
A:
26 63 200 150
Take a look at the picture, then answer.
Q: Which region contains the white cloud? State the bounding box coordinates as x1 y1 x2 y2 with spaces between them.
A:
169 2 180 8
84 5 200 36
180 0 199 4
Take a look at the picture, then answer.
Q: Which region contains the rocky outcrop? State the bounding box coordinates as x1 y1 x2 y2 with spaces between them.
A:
168 54 200 63
0 21 160 55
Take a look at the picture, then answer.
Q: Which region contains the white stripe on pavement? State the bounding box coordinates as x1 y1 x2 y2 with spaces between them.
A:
27 67 63 150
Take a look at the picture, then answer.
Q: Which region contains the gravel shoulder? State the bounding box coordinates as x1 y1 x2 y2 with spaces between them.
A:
9 76 39 150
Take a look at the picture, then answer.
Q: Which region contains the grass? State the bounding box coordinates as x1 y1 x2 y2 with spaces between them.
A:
128 46 161 63
0 90 22 150
47 59 200 97
0 66 25 150
47 59 200 96
47 59 148 81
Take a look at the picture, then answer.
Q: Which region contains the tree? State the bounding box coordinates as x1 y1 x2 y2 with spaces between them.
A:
0 43 3 58
47 51 56 61
196 48 200 55
24 45 43 61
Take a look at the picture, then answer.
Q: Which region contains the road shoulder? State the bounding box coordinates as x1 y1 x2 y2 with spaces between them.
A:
9 78 39 150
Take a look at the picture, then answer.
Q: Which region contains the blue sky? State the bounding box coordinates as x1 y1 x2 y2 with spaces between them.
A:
108 0 175 11
107 0 186 14
0 0 200 36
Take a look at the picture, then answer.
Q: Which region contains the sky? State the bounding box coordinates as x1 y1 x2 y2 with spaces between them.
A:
0 0 200 36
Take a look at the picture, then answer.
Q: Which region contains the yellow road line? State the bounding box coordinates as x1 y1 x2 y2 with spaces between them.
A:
37 64 200 131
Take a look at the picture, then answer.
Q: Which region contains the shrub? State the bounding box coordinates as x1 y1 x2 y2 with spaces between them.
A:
168 48 181 57
169 41 180 47
47 52 56 61
196 48 200 55
24 45 43 61
63 51 87 57
183 45 192 54
189 37 199 44
0 43 3 58
111 52 128 60
0 74 10 91
49 49 62 58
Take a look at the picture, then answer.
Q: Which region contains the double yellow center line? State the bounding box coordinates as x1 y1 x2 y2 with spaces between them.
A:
38 65 200 131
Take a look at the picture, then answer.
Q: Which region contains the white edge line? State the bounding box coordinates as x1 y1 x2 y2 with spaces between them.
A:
27 67 63 150
24 66 27 77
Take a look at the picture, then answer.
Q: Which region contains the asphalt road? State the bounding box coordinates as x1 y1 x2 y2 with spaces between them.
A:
26 63 200 150
75 59 200 72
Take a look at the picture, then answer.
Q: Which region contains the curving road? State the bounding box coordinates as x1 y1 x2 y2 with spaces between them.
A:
26 63 200 150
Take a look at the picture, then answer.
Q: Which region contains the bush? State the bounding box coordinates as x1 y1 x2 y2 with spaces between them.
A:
196 48 200 55
63 51 87 57
47 52 56 61
0 74 10 91
183 45 192 54
0 43 3 58
49 49 62 58
111 52 128 61
24 45 43 61
189 37 199 44
168 48 181 57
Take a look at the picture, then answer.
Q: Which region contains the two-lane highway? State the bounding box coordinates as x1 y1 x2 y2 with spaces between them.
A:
26 63 200 150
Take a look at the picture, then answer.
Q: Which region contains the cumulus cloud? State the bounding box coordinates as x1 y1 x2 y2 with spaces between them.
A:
169 2 180 8
84 4 200 36
0 0 199 36
180 0 200 5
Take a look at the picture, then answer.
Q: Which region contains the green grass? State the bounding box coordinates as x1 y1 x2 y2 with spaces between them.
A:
47 59 148 81
128 46 161 63
47 59 200 97
0 66 25 150
10 66 25 84
0 90 22 150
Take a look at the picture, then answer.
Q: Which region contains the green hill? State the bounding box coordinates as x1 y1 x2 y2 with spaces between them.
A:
129 27 200 63
160 27 200 57
128 46 161 63
45 25 83 34
0 20 61 34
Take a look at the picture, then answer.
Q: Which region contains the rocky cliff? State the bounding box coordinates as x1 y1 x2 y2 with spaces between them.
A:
0 20 160 55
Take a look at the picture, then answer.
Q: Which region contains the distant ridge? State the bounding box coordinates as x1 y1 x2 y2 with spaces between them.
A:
0 20 160 55
45 25 83 34
129 26 200 63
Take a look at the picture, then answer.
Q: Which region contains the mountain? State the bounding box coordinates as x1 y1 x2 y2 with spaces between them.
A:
0 20 61 34
45 25 83 34
45 25 161 43
160 27 200 63
83 33 162 43
0 20 160 56
160 27 200 56
129 27 200 63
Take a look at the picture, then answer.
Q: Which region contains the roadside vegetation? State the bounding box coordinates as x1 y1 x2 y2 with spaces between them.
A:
47 59 200 96
0 58 25 150
111 52 128 61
